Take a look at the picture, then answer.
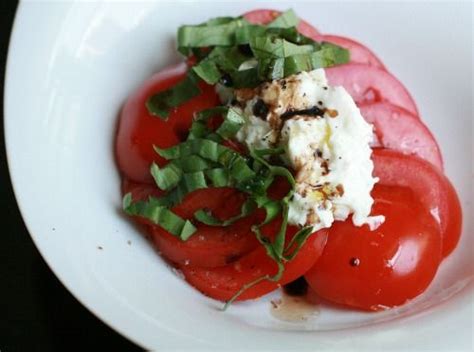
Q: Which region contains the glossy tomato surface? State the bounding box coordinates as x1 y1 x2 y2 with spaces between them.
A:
361 103 443 169
305 184 442 311
326 63 418 115
181 227 328 301
373 149 462 257
116 63 220 183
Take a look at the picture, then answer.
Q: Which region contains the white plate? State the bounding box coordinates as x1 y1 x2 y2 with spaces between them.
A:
5 1 473 350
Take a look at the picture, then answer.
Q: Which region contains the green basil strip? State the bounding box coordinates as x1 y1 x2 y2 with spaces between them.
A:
146 71 201 119
267 9 299 29
235 25 267 45
229 68 261 88
177 18 248 53
272 200 290 258
257 57 285 80
284 43 350 76
187 120 211 140
205 168 231 187
266 27 316 45
192 47 252 84
194 198 256 226
208 46 251 71
251 146 285 157
192 59 221 84
194 106 228 121
182 171 208 193
236 26 316 46
154 139 221 160
215 107 245 139
250 36 314 60
155 139 255 182
123 193 196 240
150 162 182 191
257 196 282 225
172 155 214 172
250 148 296 188
283 226 315 260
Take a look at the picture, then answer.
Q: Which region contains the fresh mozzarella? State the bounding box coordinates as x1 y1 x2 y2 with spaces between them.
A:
233 68 383 231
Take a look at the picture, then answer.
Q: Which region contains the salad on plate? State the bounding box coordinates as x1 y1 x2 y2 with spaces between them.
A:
115 9 462 312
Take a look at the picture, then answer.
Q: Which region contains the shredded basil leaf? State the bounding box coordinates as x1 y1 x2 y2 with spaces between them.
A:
204 168 231 187
250 36 314 60
177 18 248 54
146 71 201 119
150 162 182 191
215 107 245 139
283 226 315 260
123 193 196 240
229 68 261 88
192 59 221 84
172 155 214 172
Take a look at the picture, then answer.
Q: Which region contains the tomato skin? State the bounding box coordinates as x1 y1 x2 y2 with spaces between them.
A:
326 63 418 116
180 227 328 301
373 149 462 257
305 185 442 311
243 9 320 38
116 63 220 183
360 103 443 169
150 188 260 268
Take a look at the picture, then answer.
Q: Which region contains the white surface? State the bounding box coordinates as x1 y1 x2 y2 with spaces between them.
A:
5 1 473 351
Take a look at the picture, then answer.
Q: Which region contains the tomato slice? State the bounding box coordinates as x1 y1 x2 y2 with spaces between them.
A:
180 226 328 301
317 35 386 69
360 102 443 169
243 9 320 38
116 63 220 183
150 188 261 268
373 149 462 257
326 63 418 116
305 184 442 311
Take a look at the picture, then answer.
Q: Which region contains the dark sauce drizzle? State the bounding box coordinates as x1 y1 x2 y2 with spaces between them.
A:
280 106 325 120
283 276 308 296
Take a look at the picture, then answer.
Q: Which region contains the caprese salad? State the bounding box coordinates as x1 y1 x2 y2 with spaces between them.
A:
116 9 462 311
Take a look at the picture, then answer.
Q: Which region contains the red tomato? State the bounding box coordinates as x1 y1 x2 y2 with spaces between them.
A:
150 188 260 268
243 9 321 38
317 34 386 69
326 63 418 116
116 63 220 183
360 102 443 169
373 149 462 257
121 178 161 201
180 226 329 301
305 184 442 311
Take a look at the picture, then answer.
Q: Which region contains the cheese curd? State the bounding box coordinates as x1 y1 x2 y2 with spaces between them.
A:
233 68 383 231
